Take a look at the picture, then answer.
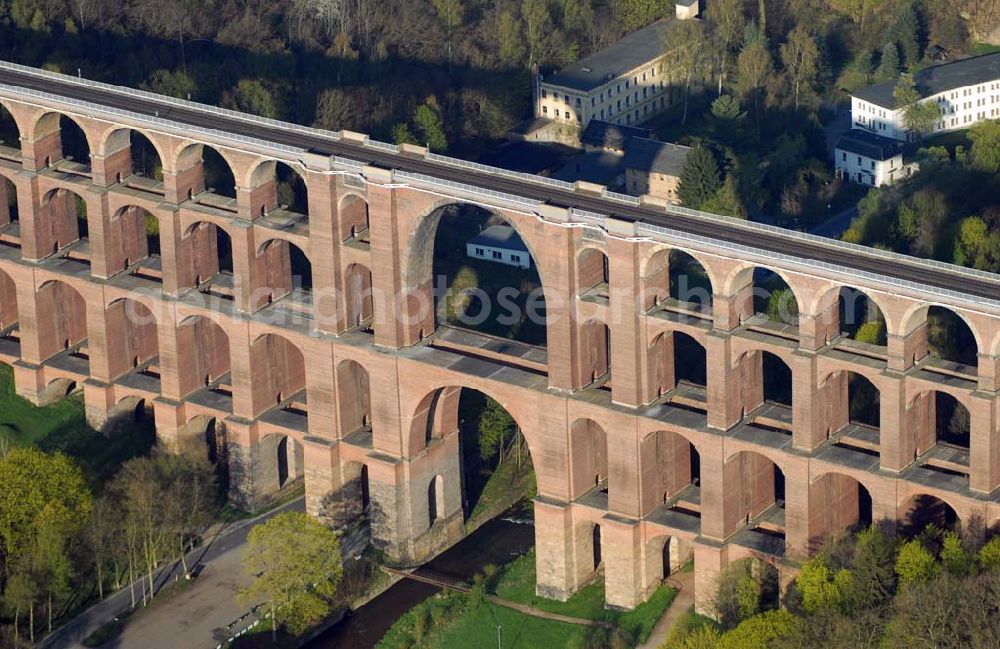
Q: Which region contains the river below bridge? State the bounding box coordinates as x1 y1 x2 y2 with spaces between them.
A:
307 502 535 648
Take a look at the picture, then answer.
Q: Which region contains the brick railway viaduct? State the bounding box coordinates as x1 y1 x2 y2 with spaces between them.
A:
0 62 1000 615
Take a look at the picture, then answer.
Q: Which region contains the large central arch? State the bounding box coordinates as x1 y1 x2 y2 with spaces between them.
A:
406 383 538 527
403 202 548 347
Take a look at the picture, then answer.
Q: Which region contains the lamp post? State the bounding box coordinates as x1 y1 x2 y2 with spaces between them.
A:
496 624 502 649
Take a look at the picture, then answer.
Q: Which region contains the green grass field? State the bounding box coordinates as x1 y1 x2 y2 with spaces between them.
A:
377 549 676 648
0 363 154 484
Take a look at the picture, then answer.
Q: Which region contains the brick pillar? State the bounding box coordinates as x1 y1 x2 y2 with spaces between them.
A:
365 454 411 562
151 397 187 453
602 516 644 609
783 465 809 560
155 311 184 401
797 292 838 351
540 224 577 392
791 351 824 451
226 417 259 512
226 320 255 420
365 175 408 348
82 379 115 431
711 283 752 332
85 189 118 279
607 420 641 518
12 361 53 405
302 436 339 524
306 172 341 333
970 394 999 493
888 323 927 372
156 206 182 296
18 175 47 261
84 294 112 383
606 235 642 407
20 129 61 173
978 354 1000 392
228 220 261 313
303 338 336 439
693 539 726 618
879 375 911 472
697 436 727 541
706 332 741 430
533 497 579 601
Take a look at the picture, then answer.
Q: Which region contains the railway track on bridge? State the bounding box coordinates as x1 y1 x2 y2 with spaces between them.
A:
2 64 999 302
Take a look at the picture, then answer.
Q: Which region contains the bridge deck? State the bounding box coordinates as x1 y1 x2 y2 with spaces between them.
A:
1 64 999 303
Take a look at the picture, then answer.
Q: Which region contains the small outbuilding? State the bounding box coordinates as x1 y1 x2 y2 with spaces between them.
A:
466 225 531 269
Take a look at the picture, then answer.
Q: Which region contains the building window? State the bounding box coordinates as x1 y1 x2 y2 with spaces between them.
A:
576 97 582 106
475 247 485 256
857 156 862 165
841 152 846 161
871 160 876 170
543 106 548 114
492 251 502 260
555 109 560 117
510 254 521 263
541 89 547 99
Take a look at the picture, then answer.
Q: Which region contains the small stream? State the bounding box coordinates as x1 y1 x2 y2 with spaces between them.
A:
307 503 535 648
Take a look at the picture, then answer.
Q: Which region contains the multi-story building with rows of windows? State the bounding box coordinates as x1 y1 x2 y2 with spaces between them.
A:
532 19 693 132
851 52 1000 142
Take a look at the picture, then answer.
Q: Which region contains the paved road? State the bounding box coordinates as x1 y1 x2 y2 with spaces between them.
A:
40 498 305 649
638 570 695 649
0 64 998 301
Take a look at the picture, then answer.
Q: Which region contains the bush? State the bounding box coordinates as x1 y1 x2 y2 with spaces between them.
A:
717 610 798 649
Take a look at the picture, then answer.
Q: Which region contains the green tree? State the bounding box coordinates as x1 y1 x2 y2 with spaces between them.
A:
0 448 91 571
142 69 197 100
953 216 989 268
664 19 708 124
478 397 515 468
854 320 887 345
522 0 551 67
616 0 667 32
969 119 1000 174
227 80 278 118
978 536 1000 569
940 531 976 576
895 539 938 587
736 36 775 119
717 610 798 648
497 9 524 66
241 511 343 637
891 3 921 69
700 175 747 218
392 122 418 146
413 100 448 152
849 526 896 608
797 556 853 613
678 145 721 209
712 94 743 120
876 43 901 84
780 25 822 109
766 288 799 323
894 74 942 138
706 0 747 94
432 0 464 61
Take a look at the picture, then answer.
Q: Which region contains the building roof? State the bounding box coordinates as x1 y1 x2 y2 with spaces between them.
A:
623 137 691 176
835 129 906 161
854 52 1000 109
580 120 653 150
676 0 698 7
542 21 675 92
468 225 529 252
